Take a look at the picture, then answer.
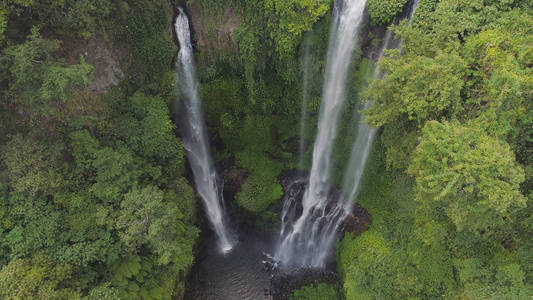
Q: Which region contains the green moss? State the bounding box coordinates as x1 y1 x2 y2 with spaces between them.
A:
349 139 415 239
330 57 375 186
234 148 283 215
199 78 247 142
217 112 287 216
291 283 343 300
236 171 283 214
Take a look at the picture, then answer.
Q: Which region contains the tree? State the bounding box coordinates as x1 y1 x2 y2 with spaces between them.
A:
408 120 526 237
367 0 409 26
116 185 198 267
0 255 81 300
119 93 185 177
2 27 92 106
1 192 63 260
0 7 6 43
264 0 332 57
89 146 145 203
363 51 467 128
0 1 199 299
2 134 63 195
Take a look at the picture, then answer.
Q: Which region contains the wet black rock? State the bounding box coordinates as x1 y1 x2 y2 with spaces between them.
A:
277 169 372 237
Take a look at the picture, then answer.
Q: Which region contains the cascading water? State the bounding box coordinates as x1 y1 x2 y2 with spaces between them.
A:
408 0 420 24
276 0 368 268
344 0 420 206
277 0 421 268
341 31 393 205
174 8 233 253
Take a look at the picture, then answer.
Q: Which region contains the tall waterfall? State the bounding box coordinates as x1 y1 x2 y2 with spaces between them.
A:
341 31 393 205
277 0 421 268
276 0 368 268
344 0 420 205
174 8 233 253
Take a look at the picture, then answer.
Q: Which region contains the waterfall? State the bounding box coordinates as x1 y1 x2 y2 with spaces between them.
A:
408 0 420 24
276 0 421 268
276 0 368 268
341 31 393 206
174 8 233 253
298 35 312 169
343 0 420 215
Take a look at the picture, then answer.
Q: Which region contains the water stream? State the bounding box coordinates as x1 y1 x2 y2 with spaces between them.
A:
343 0 420 207
341 31 392 205
175 8 233 253
276 0 368 268
179 0 422 294
276 0 421 269
408 0 421 24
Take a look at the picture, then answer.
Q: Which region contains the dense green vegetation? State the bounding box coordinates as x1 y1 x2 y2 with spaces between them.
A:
367 0 409 25
291 282 343 299
191 0 334 221
1 0 198 298
1 0 532 299
0 0 335 297
339 0 533 298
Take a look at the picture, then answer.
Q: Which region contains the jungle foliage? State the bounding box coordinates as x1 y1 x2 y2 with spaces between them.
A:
189 0 333 221
367 0 409 25
291 282 343 300
1 0 532 299
339 0 533 299
1 0 198 299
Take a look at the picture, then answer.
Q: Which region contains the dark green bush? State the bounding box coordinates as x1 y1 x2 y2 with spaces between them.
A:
366 0 409 25
125 11 174 89
291 283 342 300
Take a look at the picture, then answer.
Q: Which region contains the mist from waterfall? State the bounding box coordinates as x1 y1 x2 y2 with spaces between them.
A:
341 30 393 206
276 0 368 268
174 8 233 253
343 0 421 202
276 0 421 268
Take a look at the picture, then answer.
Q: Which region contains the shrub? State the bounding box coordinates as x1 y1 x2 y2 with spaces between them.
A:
291 283 342 300
366 0 409 25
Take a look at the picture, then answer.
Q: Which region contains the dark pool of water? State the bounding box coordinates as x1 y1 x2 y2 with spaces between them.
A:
184 172 354 299
185 230 275 300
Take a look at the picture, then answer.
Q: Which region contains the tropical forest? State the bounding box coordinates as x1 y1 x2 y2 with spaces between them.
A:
0 0 532 299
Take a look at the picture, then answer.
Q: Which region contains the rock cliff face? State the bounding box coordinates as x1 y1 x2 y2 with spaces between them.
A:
189 2 396 60
62 34 125 92
187 3 241 65
85 35 125 91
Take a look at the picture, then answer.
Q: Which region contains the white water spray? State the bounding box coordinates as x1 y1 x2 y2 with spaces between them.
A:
174 8 233 253
342 30 393 205
276 0 368 268
276 0 421 268
343 0 421 209
408 0 420 24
